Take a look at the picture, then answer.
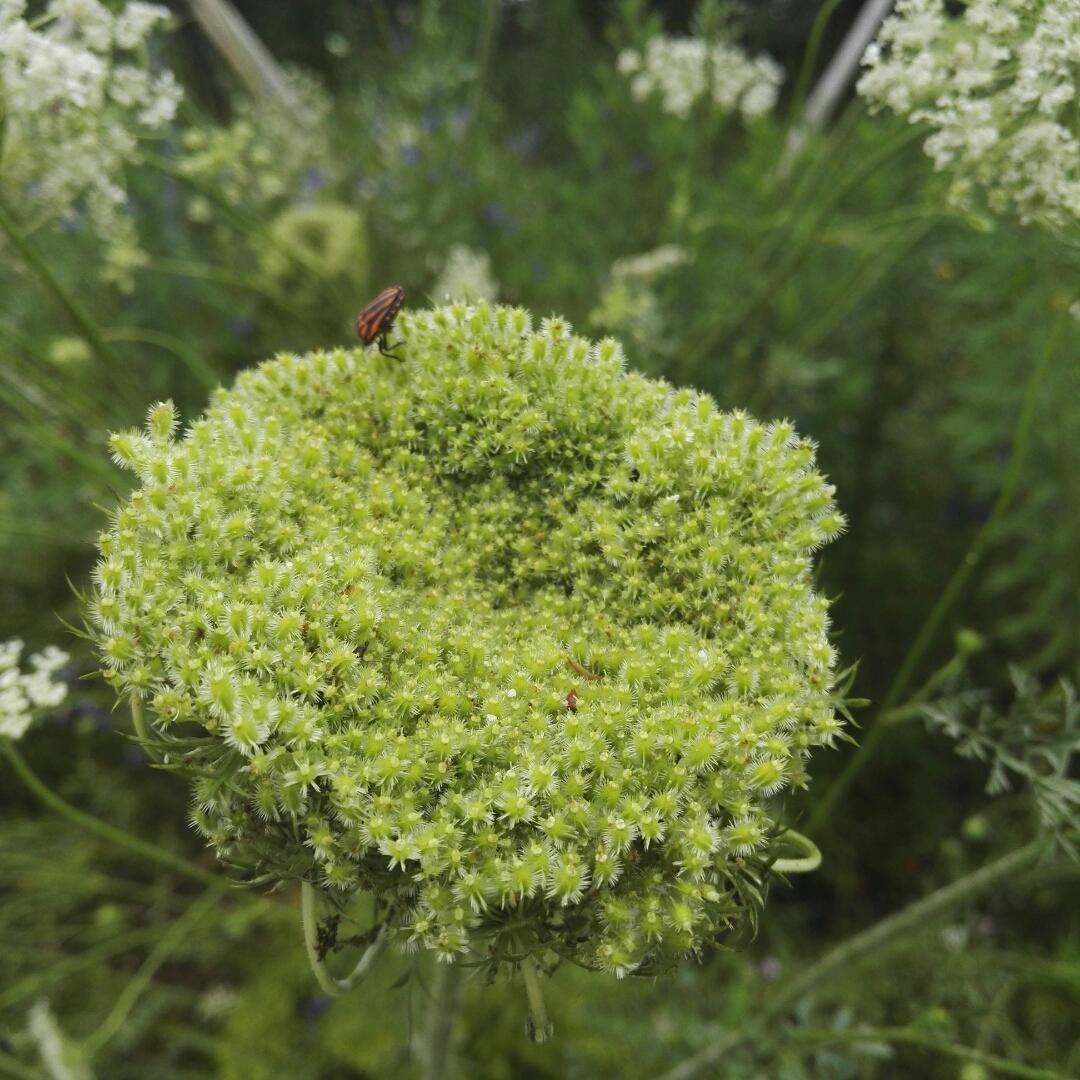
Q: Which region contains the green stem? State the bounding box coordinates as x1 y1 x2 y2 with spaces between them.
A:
0 371 115 482
469 0 499 125
790 0 846 118
0 319 100 414
142 256 308 322
795 222 933 353
788 1026 1073 1080
660 839 1047 1080
102 327 219 393
769 840 1045 1012
880 649 971 726
300 881 387 996
139 153 344 301
300 881 342 996
807 314 1067 835
82 888 221 1058
423 961 464 1080
689 124 924 370
1 740 224 890
771 829 821 874
0 1052 45 1080
0 925 165 1010
130 695 149 743
521 956 553 1044
0 197 123 384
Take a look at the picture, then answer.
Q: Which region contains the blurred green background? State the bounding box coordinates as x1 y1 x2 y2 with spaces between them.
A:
1 2 1078 1077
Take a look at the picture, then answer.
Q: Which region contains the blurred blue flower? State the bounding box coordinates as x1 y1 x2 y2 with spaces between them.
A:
125 745 149 769
399 145 420 166
300 168 329 196
483 201 517 232
505 124 544 160
51 702 110 732
449 103 473 138
230 317 256 339
299 996 332 1021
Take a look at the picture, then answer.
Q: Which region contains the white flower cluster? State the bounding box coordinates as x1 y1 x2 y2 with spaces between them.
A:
178 70 333 216
590 245 690 357
432 244 499 303
0 0 180 232
609 243 691 282
858 0 1080 231
618 34 783 119
0 639 69 741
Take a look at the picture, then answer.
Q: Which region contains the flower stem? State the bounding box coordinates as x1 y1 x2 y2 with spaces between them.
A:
81 887 222 1058
300 880 344 997
521 956 553 1044
687 123 925 372
130 695 149 742
468 0 499 125
423 961 464 1080
771 829 821 874
660 839 1047 1080
138 153 345 302
1 739 224 890
788 1025 1072 1080
0 196 124 387
807 314 1067 835
299 881 388 997
103 327 219 393
770 840 1045 1012
789 0 846 117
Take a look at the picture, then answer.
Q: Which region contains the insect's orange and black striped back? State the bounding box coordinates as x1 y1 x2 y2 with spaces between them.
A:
356 285 405 348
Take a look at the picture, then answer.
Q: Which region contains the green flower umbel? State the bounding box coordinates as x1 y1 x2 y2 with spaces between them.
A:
90 302 846 978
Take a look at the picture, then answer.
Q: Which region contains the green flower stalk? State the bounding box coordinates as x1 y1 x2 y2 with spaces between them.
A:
89 302 846 982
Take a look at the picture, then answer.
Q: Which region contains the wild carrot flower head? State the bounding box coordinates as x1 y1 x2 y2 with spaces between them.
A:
0 0 179 231
618 34 783 119
859 0 1080 231
90 303 845 975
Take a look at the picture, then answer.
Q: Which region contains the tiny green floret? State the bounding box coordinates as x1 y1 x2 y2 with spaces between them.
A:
89 302 846 977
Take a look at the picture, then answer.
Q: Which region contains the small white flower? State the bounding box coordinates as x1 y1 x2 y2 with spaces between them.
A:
50 0 115 52
114 1 170 50
619 33 783 120
616 49 641 76
432 245 499 303
610 244 690 282
0 639 24 672
0 639 68 741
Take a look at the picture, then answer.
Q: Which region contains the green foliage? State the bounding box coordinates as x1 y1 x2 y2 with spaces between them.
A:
920 669 1080 858
3 1 1080 1077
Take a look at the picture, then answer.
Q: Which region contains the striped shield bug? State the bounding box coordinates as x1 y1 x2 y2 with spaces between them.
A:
356 285 406 359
